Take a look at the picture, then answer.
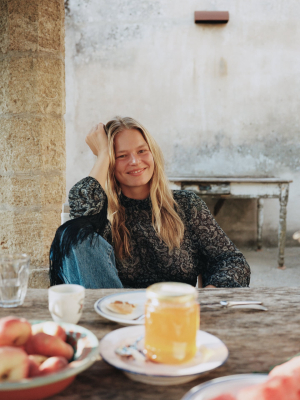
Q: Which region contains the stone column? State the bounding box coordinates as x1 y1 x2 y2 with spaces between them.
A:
0 0 65 284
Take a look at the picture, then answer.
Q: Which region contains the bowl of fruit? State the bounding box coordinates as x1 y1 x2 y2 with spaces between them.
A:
0 317 99 400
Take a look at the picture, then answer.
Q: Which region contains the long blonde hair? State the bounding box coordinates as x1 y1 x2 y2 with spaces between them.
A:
105 116 184 260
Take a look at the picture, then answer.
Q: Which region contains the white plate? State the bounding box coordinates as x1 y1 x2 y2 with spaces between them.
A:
181 374 268 400
94 290 146 325
99 326 229 386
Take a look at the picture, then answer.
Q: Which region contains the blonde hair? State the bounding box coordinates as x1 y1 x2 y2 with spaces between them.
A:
105 116 185 260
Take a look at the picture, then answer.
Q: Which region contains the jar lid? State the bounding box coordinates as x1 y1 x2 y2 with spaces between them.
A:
146 282 198 303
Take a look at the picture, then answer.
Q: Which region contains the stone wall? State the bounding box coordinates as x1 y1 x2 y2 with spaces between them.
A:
64 0 300 248
0 0 66 280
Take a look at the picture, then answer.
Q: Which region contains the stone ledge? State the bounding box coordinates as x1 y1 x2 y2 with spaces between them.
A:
28 268 50 289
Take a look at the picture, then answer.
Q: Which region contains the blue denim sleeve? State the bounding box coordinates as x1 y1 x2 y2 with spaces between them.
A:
62 233 123 289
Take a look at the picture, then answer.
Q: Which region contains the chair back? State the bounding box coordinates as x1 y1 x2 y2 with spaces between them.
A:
61 203 71 224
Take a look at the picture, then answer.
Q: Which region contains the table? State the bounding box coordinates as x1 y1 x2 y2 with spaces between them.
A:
169 177 293 268
2 288 300 400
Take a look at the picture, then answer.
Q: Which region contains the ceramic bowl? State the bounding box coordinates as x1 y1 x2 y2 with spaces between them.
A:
0 321 99 400
181 374 268 400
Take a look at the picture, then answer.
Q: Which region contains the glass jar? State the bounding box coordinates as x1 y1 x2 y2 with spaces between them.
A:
144 282 200 364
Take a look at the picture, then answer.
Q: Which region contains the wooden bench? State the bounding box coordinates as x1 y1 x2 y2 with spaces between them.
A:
169 177 292 268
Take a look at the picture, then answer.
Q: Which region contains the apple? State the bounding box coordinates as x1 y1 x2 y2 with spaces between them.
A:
0 316 31 346
25 332 74 360
39 356 68 376
0 347 29 382
32 321 67 342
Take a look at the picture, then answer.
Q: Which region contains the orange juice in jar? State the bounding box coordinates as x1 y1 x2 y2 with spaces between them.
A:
144 282 200 364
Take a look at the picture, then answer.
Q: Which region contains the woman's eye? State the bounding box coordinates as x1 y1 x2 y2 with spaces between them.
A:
139 149 146 154
117 154 126 159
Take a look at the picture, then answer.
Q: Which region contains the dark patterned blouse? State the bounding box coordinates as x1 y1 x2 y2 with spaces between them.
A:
69 177 250 288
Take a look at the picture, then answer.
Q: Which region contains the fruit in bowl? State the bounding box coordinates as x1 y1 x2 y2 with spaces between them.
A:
0 316 32 346
0 317 99 400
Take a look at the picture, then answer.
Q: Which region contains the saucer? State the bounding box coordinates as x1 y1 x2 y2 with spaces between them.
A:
94 290 146 325
99 326 229 386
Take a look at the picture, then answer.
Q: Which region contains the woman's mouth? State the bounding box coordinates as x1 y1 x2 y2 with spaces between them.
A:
127 168 146 176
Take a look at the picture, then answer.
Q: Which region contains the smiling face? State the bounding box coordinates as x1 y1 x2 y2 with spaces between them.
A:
114 129 155 199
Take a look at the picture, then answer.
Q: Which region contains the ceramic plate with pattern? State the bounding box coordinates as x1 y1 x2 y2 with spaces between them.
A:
94 290 146 325
99 325 229 385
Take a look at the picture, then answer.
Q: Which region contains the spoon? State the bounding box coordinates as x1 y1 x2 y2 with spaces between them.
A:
115 335 145 360
133 313 145 321
220 301 262 307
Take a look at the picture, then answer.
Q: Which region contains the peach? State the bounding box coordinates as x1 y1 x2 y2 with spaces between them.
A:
28 355 49 378
28 354 48 366
28 357 41 378
0 316 31 346
210 395 236 400
0 347 29 382
31 321 67 342
39 356 68 376
25 332 74 360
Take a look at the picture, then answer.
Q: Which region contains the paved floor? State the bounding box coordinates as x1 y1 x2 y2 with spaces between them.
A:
242 247 300 288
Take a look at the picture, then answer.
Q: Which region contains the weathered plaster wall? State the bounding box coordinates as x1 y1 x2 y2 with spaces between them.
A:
65 0 300 247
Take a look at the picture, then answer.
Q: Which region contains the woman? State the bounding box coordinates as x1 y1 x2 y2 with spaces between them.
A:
50 117 250 288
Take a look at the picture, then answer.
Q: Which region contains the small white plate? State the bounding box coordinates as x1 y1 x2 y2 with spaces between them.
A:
181 374 268 400
94 290 146 325
99 326 229 386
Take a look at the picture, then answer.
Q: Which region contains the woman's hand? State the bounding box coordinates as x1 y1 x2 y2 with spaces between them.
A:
85 123 108 157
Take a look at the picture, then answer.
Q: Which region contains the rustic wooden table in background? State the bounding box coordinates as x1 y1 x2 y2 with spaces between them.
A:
169 177 293 268
1 288 299 400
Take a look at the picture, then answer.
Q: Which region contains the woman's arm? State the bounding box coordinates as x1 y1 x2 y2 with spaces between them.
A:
69 177 107 219
69 123 110 219
187 192 250 288
86 123 110 189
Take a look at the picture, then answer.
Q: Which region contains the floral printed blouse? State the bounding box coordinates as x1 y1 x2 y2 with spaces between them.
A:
69 177 250 288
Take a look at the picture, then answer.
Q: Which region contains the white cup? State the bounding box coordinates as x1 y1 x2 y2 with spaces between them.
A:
48 284 85 324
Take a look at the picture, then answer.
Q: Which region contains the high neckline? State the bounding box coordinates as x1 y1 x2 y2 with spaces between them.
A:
120 192 151 210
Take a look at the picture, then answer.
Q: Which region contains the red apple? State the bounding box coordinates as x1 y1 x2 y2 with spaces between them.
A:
0 347 29 382
32 321 67 342
25 332 74 360
0 316 31 346
39 356 68 376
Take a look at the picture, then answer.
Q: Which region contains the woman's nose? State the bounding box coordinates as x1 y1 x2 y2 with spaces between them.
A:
128 153 140 164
